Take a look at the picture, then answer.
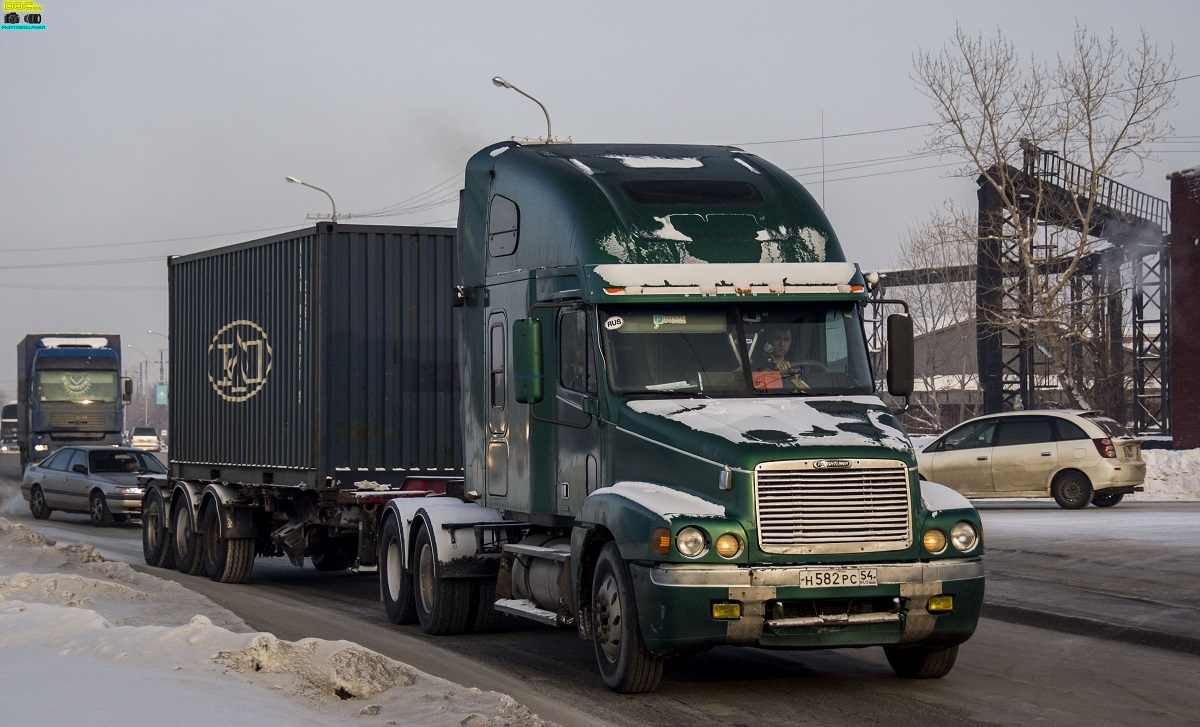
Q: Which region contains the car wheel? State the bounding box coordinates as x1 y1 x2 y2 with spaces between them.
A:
1052 471 1093 509
90 491 113 527
1091 491 1125 508
311 544 352 571
591 541 663 693
884 643 959 678
29 485 52 520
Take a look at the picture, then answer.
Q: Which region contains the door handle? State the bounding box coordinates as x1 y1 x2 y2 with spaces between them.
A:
976 456 988 461
1041 452 1052 457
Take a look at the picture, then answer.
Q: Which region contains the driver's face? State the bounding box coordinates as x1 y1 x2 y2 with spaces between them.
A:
770 332 791 355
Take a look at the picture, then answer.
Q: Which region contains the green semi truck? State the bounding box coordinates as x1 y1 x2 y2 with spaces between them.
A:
147 140 983 694
379 142 983 692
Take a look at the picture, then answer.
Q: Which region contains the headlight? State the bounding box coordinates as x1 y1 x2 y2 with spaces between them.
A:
114 486 144 495
950 521 979 552
714 533 743 559
34 444 48 452
675 526 708 558
923 529 947 554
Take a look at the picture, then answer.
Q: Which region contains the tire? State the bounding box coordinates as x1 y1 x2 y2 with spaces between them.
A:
200 500 255 584
468 578 501 634
1092 491 1125 508
311 545 352 572
412 524 471 635
884 643 959 679
90 491 113 527
591 542 663 693
1052 471 1093 509
142 489 175 569
171 497 206 576
29 485 52 520
379 516 418 625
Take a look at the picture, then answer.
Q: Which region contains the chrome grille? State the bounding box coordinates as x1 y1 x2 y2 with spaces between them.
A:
755 459 912 555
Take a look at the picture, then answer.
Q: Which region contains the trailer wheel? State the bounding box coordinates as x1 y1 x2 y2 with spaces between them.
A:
884 643 959 678
379 515 417 625
412 524 471 635
142 488 175 569
171 497 206 576
200 499 255 584
29 485 52 520
591 542 663 693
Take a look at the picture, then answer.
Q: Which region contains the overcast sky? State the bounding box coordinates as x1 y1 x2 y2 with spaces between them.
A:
2 1 1197 402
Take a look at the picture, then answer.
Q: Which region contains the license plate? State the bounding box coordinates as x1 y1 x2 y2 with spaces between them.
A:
1124 446 1134 458
797 568 878 588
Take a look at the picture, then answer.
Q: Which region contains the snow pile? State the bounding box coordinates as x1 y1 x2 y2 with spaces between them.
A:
0 518 552 727
1137 448 1200 501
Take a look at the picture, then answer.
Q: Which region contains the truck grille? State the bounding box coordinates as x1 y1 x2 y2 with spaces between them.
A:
49 413 104 428
755 459 912 555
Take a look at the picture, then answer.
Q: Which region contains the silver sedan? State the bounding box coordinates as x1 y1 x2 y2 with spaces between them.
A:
21 446 166 526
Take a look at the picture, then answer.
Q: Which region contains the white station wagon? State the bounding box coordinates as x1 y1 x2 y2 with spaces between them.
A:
916 410 1145 509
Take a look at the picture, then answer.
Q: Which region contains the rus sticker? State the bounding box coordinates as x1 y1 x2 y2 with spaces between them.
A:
604 316 625 331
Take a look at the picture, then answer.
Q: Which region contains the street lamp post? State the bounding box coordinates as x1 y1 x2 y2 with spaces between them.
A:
492 76 554 143
285 176 349 222
126 345 149 426
148 330 168 384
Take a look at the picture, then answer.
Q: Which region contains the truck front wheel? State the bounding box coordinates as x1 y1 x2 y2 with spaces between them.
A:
142 489 175 568
591 542 663 693
379 516 417 625
883 643 959 678
412 524 471 635
200 500 255 584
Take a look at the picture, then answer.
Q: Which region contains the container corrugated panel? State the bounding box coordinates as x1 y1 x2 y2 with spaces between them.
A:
169 224 461 488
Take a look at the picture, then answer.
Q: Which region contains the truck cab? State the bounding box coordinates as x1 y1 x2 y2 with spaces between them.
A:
379 142 984 692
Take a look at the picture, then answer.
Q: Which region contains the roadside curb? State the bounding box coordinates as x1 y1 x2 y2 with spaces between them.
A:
982 601 1200 657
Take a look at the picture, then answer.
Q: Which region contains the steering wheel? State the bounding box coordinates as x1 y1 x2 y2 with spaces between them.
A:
785 360 829 375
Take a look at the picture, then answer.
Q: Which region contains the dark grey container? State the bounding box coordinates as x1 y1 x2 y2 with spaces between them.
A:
169 223 460 489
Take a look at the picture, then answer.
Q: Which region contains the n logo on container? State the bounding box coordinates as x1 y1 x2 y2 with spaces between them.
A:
208 320 273 403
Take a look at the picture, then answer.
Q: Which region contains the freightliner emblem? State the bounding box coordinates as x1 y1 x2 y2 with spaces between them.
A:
812 459 853 469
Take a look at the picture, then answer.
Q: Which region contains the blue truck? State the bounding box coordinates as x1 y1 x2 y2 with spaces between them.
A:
16 334 132 468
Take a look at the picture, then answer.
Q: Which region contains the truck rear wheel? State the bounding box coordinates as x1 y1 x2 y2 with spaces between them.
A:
413 524 471 635
171 498 206 576
591 542 663 693
142 489 175 569
200 500 255 584
468 578 501 634
379 515 417 625
884 643 959 679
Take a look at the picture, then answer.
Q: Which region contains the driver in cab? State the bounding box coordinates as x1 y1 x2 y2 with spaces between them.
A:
753 326 809 391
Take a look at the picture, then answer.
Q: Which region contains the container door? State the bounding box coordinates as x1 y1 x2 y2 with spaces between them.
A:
553 309 599 516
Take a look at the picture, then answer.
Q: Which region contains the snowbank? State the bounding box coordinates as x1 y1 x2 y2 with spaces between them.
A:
0 518 552 727
1137 448 1200 501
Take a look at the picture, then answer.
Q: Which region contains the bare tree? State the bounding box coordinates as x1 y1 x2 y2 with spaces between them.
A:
913 26 1176 410
892 202 978 431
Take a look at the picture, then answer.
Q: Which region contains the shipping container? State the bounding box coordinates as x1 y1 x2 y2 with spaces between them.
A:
168 223 461 488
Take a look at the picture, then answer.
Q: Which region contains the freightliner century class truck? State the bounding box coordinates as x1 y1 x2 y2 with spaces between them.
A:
143 141 984 693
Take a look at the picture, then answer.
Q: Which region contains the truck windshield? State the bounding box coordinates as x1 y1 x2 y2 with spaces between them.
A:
34 370 120 403
599 303 873 397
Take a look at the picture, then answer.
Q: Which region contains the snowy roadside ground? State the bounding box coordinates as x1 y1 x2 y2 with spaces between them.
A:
0 517 553 727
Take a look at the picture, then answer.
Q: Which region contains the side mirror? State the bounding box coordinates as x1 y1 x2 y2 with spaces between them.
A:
886 313 914 397
72 464 88 475
512 318 544 404
123 377 133 403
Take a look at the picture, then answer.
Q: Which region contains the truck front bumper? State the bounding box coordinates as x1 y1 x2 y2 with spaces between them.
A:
629 558 984 655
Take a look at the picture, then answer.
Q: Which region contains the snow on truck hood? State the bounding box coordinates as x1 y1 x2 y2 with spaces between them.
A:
621 396 913 461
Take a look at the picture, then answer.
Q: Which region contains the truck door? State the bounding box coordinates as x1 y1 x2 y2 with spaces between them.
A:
554 309 599 516
486 312 509 499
